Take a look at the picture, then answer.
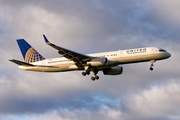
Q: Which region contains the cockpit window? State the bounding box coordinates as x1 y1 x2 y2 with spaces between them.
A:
159 49 166 52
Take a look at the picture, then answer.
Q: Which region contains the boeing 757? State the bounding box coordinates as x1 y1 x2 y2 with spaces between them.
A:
9 35 171 81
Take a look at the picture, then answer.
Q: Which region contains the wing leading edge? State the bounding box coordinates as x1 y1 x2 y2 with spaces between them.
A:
43 35 93 69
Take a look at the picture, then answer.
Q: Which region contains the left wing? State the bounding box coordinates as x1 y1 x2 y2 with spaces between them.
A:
43 35 93 69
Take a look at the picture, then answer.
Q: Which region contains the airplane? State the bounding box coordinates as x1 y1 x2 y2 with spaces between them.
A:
9 35 171 81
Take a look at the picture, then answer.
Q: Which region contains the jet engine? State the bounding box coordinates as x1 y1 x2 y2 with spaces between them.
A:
103 66 123 75
87 57 108 67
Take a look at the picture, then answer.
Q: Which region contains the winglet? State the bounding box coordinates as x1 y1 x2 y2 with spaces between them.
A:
43 34 50 44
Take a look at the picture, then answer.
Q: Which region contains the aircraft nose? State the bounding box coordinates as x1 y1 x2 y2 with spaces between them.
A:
166 52 171 58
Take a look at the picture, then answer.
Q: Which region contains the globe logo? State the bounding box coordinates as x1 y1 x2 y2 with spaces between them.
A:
25 48 45 63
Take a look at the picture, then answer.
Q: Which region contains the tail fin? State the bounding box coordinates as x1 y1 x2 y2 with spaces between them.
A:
17 39 45 63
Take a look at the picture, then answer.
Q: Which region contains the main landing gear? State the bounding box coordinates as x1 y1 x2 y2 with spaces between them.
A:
91 76 99 81
150 60 156 71
91 69 99 81
82 69 99 81
82 71 90 76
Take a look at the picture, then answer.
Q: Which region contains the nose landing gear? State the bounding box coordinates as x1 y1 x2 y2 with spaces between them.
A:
150 60 156 71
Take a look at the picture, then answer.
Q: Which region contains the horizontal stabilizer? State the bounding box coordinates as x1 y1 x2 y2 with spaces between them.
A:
9 59 35 66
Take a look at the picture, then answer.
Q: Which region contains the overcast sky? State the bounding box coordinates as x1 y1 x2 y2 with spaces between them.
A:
0 0 180 120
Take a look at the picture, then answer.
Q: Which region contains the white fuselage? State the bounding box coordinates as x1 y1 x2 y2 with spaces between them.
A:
18 47 171 72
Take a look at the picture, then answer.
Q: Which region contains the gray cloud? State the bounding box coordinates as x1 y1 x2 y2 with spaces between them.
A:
1 80 179 120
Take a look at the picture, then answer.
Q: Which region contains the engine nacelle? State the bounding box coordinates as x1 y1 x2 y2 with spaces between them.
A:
103 66 123 75
87 57 108 67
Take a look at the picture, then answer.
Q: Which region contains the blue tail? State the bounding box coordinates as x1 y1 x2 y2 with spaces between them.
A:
17 39 45 63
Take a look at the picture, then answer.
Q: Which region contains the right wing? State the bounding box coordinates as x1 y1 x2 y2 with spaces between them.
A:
43 35 94 69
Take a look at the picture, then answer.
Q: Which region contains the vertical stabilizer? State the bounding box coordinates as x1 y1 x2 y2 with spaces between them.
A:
17 39 45 63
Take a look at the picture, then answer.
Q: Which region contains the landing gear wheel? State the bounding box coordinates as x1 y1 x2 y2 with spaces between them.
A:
91 76 96 81
149 60 155 71
82 72 86 76
90 69 99 81
86 71 90 75
150 67 153 71
95 76 99 80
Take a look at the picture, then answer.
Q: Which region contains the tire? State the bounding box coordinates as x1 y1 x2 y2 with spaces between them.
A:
150 67 153 71
95 76 99 80
82 72 86 76
91 76 95 81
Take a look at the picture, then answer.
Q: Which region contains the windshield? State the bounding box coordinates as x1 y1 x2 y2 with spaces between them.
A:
159 49 167 52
